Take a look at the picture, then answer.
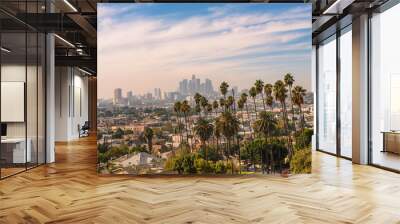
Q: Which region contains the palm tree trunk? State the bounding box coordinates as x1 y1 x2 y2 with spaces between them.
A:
261 93 266 111
253 98 258 120
299 104 304 130
289 86 295 125
245 103 253 139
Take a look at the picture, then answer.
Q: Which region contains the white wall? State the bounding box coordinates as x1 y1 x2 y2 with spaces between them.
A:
55 67 89 141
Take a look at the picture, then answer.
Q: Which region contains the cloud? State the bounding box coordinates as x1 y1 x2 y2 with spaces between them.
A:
98 4 311 98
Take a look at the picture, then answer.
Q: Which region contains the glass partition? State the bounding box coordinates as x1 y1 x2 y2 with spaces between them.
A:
1 31 28 177
371 3 400 171
339 26 352 158
317 35 337 154
0 1 46 179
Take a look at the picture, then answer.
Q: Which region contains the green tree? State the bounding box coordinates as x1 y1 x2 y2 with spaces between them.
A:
112 128 124 139
144 127 154 153
253 111 277 139
216 111 240 160
193 118 214 161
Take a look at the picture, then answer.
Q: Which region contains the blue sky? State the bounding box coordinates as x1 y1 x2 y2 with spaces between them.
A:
98 3 312 98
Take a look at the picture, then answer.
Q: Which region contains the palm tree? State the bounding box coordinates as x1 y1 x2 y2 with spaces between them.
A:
200 96 208 117
274 80 293 157
249 87 258 120
254 111 277 139
255 80 266 110
227 96 234 112
219 98 227 112
237 98 245 137
292 85 307 131
284 73 295 125
212 100 219 117
240 93 252 138
206 103 213 119
264 83 274 111
194 93 203 117
180 100 191 146
216 111 240 172
253 111 277 173
174 101 183 143
273 80 288 130
220 82 229 111
144 127 154 153
193 118 214 161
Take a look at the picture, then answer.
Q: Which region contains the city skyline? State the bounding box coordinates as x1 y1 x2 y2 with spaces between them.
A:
98 4 312 99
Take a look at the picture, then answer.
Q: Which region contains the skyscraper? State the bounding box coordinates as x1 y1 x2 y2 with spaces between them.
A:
154 88 162 100
205 78 213 94
127 91 133 99
113 88 122 105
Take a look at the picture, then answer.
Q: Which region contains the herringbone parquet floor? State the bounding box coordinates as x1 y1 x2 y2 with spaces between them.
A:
1 137 400 224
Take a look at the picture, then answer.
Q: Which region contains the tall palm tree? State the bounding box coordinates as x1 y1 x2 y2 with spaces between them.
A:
200 96 208 117
212 100 219 117
227 96 234 112
216 111 240 172
292 85 307 131
254 111 277 140
273 80 293 157
193 118 214 161
220 82 229 111
241 93 253 140
284 73 295 124
237 98 245 137
180 100 191 146
273 80 288 130
219 98 226 112
194 93 203 117
254 80 266 110
253 111 277 173
144 127 154 153
249 87 258 120
206 103 213 119
264 83 274 111
174 101 183 143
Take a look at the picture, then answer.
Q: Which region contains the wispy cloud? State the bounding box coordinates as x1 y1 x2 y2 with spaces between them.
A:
98 4 312 98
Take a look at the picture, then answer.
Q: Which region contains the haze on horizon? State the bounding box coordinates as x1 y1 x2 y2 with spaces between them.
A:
98 3 312 99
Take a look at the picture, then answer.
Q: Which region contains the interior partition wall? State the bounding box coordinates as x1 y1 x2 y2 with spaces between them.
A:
317 34 337 155
316 24 353 159
370 2 400 171
0 1 46 179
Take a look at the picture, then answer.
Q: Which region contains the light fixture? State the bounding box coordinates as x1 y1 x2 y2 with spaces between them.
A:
63 0 78 12
54 34 75 48
322 0 354 15
1 47 11 53
78 67 93 76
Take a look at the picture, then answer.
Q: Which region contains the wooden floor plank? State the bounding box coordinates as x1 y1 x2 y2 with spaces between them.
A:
0 136 399 223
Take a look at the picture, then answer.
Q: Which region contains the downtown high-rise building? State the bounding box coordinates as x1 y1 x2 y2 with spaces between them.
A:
154 88 162 100
113 88 122 105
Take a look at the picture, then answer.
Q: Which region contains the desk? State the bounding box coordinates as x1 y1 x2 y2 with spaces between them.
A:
382 131 400 154
1 138 31 164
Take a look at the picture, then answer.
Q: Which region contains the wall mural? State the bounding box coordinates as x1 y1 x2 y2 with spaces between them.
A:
97 3 313 175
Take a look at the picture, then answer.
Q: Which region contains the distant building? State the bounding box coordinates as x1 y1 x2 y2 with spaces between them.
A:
113 88 122 105
154 88 162 100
